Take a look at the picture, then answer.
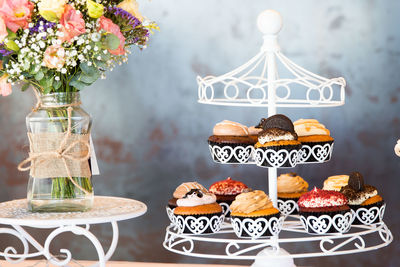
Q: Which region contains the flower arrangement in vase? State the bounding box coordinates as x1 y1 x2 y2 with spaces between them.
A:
0 0 157 212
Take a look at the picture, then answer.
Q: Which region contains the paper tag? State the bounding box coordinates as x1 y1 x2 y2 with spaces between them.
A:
89 135 100 176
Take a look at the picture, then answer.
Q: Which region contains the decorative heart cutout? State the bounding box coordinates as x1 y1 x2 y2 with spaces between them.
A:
166 207 176 225
265 149 289 167
175 214 224 234
355 205 385 225
231 216 283 238
255 148 300 167
288 150 299 167
210 145 234 163
300 215 333 234
379 204 386 220
298 145 312 163
210 215 225 233
269 217 285 235
209 145 253 163
311 143 333 162
277 199 298 215
332 212 353 233
175 215 210 234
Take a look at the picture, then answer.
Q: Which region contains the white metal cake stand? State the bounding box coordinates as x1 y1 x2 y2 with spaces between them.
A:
0 196 147 267
164 8 394 265
164 216 393 260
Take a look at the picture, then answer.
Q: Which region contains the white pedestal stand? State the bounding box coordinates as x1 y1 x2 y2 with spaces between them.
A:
0 196 147 267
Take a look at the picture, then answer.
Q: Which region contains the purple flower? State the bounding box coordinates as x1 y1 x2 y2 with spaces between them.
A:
106 7 141 28
0 43 13 56
29 17 56 35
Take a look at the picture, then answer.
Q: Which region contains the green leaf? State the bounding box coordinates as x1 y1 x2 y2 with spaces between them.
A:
80 62 99 76
21 83 30 91
30 65 40 75
70 75 90 91
43 85 52 94
34 71 44 81
94 59 107 69
6 28 16 40
5 40 19 52
78 72 99 84
103 33 120 50
39 75 54 93
53 79 62 90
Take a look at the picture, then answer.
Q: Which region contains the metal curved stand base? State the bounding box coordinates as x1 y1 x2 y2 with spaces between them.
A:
0 222 118 267
163 215 393 260
0 196 147 267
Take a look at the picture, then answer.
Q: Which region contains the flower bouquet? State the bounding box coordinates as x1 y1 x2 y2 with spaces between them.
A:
0 0 157 212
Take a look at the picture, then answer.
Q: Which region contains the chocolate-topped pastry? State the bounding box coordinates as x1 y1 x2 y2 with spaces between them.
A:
256 114 295 133
340 172 377 205
347 171 364 192
339 172 385 225
254 114 301 167
168 182 208 209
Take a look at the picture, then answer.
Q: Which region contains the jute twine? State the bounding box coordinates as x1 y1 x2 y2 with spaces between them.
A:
18 89 92 195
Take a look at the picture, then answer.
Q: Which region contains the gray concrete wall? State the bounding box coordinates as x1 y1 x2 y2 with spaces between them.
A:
0 0 399 266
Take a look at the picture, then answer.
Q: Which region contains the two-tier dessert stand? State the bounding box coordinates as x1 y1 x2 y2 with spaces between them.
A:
0 196 147 267
164 10 392 264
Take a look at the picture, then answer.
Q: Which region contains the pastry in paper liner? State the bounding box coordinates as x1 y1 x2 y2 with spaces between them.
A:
174 212 224 234
208 140 254 163
298 140 334 163
350 201 385 225
254 144 301 168
230 213 283 238
299 208 353 234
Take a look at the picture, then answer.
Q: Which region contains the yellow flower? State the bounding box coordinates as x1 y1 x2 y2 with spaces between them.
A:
38 0 67 22
117 0 143 22
86 0 104 19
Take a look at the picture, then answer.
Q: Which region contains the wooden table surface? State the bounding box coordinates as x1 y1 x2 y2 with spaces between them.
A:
0 261 246 267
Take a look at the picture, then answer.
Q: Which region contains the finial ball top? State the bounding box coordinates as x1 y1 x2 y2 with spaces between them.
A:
257 10 283 35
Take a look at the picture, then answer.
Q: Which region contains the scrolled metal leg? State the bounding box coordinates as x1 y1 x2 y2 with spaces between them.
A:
0 227 29 263
88 221 119 267
43 225 106 267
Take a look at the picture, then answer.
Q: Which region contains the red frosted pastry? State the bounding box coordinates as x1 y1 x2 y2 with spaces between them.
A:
209 177 248 196
298 187 348 209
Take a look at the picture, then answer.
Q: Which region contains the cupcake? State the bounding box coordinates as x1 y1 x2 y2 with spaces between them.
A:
254 115 301 168
298 187 353 234
277 173 309 215
322 175 349 191
294 119 334 163
340 172 385 225
208 120 254 163
230 190 282 238
174 189 224 234
167 182 208 225
209 177 250 216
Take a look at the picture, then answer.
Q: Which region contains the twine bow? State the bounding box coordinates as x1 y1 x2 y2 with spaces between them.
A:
18 89 91 195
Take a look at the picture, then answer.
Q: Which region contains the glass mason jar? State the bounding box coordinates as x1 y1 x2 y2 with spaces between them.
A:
26 92 93 212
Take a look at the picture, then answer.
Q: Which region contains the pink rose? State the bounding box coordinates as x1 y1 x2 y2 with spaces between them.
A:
0 74 11 96
98 16 125 55
59 4 86 43
43 45 65 69
0 0 34 32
